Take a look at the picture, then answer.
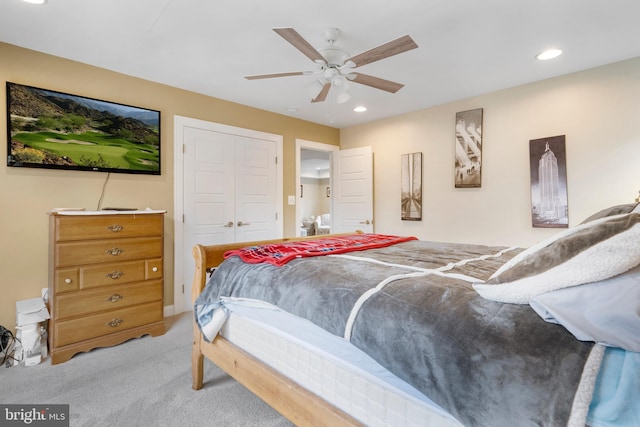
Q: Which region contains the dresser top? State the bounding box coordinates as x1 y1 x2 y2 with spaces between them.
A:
49 209 166 216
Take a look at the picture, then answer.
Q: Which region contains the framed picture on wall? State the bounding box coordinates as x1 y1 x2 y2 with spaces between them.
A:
529 135 569 228
401 152 422 221
454 108 483 188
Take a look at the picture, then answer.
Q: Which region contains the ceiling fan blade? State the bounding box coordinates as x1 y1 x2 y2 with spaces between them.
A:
346 35 418 68
245 71 307 80
311 82 331 103
348 73 405 93
273 28 326 63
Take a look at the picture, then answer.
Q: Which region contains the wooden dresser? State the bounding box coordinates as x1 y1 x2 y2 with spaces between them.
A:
47 211 165 364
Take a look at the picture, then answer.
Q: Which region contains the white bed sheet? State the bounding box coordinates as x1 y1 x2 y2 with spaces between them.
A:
219 298 463 427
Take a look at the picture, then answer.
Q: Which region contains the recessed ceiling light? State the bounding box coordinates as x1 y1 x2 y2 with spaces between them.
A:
21 0 47 3
353 106 367 113
536 48 563 61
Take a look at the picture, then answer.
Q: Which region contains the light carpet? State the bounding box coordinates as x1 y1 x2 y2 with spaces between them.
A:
0 313 293 426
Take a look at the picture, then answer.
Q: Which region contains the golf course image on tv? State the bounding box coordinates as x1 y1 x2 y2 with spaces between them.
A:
6 82 161 175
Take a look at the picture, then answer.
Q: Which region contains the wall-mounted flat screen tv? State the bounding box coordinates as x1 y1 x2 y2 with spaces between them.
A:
6 82 161 175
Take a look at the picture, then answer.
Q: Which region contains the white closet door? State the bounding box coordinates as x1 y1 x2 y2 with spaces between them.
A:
184 126 235 248
234 136 279 242
179 120 280 313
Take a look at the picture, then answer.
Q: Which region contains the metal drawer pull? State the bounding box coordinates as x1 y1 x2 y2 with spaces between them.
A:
152 266 158 272
105 318 123 328
106 224 123 232
106 247 125 256
64 278 72 284
105 271 124 279
105 294 124 303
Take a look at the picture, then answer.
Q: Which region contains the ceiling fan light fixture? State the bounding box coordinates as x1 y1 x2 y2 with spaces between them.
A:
332 78 350 104
331 75 344 87
336 92 351 104
536 48 563 60
248 27 418 107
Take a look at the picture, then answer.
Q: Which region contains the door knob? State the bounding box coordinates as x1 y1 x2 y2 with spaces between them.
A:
223 221 234 228
359 220 371 225
237 221 251 227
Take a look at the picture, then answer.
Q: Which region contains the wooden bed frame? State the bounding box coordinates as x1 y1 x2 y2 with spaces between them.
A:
191 233 365 427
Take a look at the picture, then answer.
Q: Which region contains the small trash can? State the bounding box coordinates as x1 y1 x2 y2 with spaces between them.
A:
15 298 50 366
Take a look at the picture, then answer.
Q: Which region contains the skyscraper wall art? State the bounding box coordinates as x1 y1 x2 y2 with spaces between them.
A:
401 152 423 221
529 135 569 228
454 108 483 188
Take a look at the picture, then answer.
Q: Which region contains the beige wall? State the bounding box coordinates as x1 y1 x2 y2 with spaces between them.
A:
341 57 640 248
300 177 331 222
0 42 339 329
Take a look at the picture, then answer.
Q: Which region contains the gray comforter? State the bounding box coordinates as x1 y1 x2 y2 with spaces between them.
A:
196 240 596 427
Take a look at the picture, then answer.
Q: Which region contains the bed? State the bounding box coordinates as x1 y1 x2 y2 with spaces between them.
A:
191 203 640 427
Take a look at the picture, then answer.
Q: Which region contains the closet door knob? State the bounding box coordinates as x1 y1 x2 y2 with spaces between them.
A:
237 221 251 227
223 221 234 228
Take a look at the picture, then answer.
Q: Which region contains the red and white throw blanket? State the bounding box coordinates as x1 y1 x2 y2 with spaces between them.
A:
224 233 417 267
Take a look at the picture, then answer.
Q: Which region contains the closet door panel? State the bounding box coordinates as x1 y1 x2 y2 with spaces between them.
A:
234 136 279 243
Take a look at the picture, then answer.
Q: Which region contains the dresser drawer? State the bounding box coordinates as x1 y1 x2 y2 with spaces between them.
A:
54 280 162 319
55 237 162 267
55 268 80 293
54 214 163 241
145 258 163 280
81 260 146 289
55 261 146 292
54 301 163 347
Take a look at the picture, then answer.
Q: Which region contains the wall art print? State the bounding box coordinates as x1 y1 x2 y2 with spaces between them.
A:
529 135 569 228
454 108 483 188
401 152 422 221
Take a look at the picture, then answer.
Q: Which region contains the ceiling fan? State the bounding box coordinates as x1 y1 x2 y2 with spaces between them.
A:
245 28 418 104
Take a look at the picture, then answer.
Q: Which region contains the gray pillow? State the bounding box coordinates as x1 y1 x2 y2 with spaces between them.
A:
473 213 640 303
580 203 639 224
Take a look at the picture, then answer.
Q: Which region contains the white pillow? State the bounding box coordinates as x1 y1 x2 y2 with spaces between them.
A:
473 213 640 304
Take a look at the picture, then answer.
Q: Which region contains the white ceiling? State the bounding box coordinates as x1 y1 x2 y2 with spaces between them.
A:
300 149 330 179
2 0 640 129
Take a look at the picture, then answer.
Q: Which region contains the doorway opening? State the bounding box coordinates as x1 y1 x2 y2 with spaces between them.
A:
295 139 339 237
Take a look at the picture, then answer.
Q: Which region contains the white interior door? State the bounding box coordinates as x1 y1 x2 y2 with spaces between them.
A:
331 146 374 234
174 116 282 314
